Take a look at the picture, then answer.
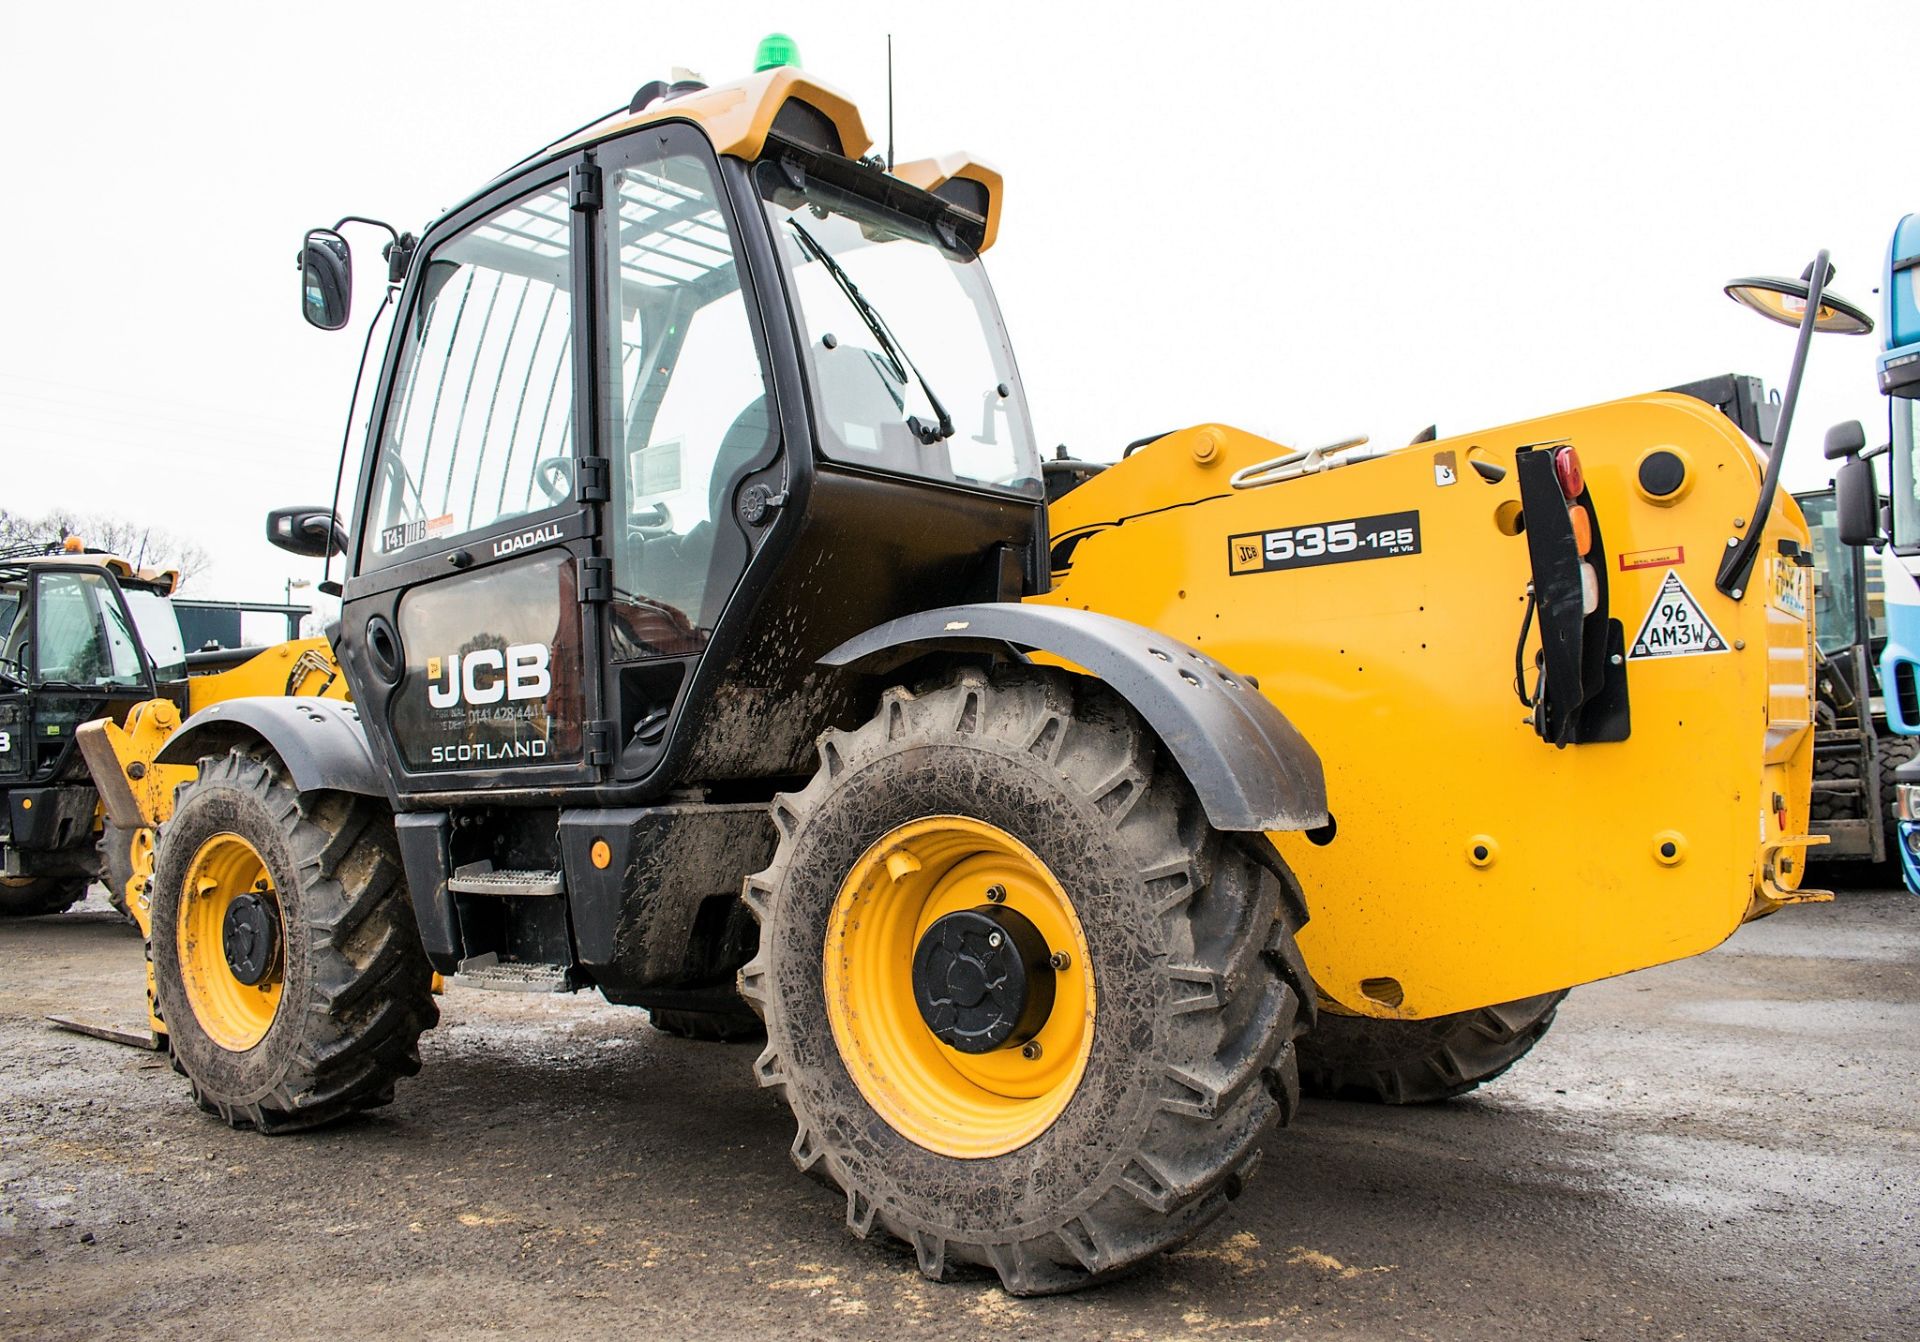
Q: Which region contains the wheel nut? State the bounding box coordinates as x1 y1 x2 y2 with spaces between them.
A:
987 932 1002 948
1021 1040 1043 1060
985 884 1006 903
1048 951 1071 970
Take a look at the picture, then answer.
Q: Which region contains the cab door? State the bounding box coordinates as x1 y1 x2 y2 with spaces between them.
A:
341 159 606 796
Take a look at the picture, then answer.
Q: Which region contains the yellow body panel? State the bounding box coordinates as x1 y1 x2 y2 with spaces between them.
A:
1035 395 1815 1020
183 636 343 713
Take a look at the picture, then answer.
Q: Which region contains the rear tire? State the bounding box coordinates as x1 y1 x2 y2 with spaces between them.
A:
0 875 87 918
1878 736 1917 857
740 669 1313 1295
150 748 438 1133
1298 991 1567 1104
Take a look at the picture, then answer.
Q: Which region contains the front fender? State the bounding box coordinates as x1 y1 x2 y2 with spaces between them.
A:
824 603 1326 832
153 696 385 798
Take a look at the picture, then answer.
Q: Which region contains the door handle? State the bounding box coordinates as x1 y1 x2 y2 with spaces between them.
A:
366 615 404 684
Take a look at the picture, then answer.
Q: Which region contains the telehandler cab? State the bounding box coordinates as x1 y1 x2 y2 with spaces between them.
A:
139 43 1849 1293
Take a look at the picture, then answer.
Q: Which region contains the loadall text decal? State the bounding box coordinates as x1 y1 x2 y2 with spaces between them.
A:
1628 571 1728 659
1228 510 1421 575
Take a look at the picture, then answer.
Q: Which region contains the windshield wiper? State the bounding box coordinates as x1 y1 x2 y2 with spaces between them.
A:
787 219 954 446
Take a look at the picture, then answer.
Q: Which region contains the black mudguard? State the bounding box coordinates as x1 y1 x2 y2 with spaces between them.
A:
823 603 1328 833
153 697 386 799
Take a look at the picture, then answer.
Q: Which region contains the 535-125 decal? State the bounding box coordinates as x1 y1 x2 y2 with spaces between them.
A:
1228 510 1422 575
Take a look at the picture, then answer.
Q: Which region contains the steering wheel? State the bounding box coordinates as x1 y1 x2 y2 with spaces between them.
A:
627 500 675 542
535 456 575 505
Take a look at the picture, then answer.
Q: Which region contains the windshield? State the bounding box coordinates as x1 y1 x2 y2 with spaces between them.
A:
757 164 1038 495
1893 396 1920 554
1801 492 1863 655
124 588 188 679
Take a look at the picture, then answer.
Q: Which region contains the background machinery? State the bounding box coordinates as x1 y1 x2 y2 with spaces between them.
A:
1850 211 1920 888
132 45 1853 1292
0 541 342 927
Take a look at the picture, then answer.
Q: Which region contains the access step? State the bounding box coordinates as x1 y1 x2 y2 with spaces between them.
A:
451 953 572 993
446 861 565 897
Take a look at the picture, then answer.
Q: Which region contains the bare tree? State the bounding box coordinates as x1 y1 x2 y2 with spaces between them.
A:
0 509 211 588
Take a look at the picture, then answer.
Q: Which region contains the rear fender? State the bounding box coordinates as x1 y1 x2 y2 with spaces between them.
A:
823 603 1327 833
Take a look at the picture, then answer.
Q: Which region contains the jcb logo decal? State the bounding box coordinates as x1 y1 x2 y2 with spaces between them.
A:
426 643 551 709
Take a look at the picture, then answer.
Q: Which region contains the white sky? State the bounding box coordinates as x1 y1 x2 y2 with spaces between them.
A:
2 0 1912 614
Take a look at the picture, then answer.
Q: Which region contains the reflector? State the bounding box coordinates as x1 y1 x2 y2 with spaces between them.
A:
1568 503 1593 557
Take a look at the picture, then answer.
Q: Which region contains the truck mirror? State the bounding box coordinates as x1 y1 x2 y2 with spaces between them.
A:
266 506 348 558
1834 456 1880 547
300 229 352 330
1823 420 1867 460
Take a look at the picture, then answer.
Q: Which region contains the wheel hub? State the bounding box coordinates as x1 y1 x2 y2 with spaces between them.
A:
911 905 1055 1053
221 891 280 986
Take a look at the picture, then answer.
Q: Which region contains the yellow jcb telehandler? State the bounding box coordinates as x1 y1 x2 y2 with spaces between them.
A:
116 39 1855 1293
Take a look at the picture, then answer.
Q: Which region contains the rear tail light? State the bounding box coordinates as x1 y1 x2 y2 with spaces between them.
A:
1580 560 1599 614
1553 445 1584 499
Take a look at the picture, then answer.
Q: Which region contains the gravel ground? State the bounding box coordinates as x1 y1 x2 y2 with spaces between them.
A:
2 883 1914 1341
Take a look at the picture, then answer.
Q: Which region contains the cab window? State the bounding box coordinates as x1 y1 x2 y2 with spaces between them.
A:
364 181 576 566
603 152 775 659
33 571 144 687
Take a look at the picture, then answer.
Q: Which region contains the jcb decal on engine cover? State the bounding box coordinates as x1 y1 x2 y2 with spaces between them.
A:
1228 510 1421 575
1628 570 1727 659
1765 556 1809 621
425 644 552 709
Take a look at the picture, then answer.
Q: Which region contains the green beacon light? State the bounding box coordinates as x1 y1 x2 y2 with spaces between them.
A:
755 32 800 72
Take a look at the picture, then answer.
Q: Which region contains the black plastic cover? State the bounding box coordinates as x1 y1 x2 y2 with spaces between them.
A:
154 697 385 797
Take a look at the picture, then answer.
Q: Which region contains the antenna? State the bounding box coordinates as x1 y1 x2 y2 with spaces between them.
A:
886 34 895 170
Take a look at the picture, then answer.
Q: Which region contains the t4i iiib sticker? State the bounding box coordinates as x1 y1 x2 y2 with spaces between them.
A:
1628 570 1728 660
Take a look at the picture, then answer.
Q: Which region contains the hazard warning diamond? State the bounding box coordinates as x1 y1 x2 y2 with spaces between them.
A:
1629 570 1728 660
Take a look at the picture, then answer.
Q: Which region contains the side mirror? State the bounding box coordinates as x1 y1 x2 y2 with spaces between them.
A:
266 506 348 559
300 229 352 330
1835 456 1880 547
1824 419 1867 460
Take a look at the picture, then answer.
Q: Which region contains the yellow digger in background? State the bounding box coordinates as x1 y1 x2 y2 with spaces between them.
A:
0 541 344 1045
111 38 1866 1292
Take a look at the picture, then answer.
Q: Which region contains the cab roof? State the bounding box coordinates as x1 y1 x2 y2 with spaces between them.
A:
0 550 178 594
528 66 1004 252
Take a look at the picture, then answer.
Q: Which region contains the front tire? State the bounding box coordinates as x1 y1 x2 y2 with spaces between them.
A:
740 669 1313 1295
150 748 437 1132
1297 991 1567 1104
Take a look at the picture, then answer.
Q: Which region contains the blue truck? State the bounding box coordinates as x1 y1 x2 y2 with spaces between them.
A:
1868 213 1920 887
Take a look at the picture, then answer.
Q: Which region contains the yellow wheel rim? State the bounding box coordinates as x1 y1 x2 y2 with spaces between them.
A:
176 832 285 1052
824 816 1095 1159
